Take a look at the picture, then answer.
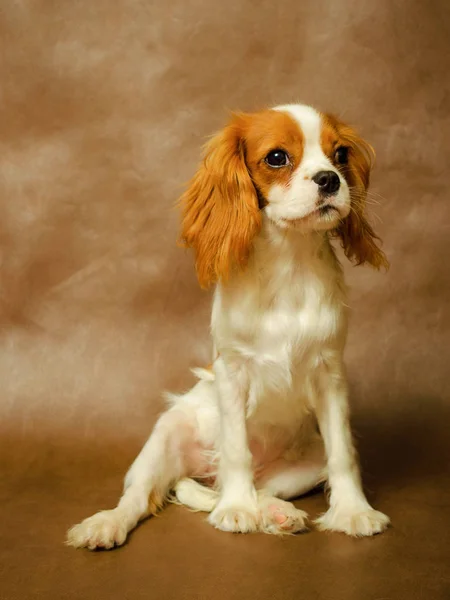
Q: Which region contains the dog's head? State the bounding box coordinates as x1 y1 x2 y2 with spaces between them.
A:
180 104 388 288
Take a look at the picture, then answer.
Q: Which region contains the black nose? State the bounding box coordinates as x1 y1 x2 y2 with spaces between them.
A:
312 170 340 194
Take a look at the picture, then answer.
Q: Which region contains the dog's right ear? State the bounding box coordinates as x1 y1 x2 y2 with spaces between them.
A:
179 115 261 289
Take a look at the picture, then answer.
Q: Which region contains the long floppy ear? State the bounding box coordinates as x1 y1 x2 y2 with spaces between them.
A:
179 115 261 288
334 123 389 270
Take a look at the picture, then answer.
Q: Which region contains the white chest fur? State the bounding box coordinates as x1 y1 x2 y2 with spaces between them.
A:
211 223 347 427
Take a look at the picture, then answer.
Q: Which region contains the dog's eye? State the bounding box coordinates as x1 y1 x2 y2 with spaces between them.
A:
265 149 290 168
334 146 349 165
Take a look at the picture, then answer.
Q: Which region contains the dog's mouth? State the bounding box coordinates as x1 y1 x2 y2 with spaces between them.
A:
318 204 338 216
281 204 340 226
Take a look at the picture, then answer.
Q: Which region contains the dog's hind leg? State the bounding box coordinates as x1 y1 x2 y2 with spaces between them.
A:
66 406 199 550
253 434 327 535
173 476 221 512
256 433 327 500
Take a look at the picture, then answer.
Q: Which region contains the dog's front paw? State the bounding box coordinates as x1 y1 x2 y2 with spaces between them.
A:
315 504 390 537
66 509 128 550
208 502 260 533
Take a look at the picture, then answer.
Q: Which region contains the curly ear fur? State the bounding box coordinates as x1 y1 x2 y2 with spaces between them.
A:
179 116 261 288
334 123 389 270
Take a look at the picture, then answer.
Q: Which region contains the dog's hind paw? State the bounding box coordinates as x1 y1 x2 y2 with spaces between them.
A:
66 509 128 550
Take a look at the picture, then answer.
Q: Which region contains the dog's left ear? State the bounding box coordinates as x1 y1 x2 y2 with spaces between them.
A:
334 123 389 270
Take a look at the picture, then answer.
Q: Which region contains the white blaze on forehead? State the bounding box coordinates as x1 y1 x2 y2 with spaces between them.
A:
273 104 322 149
273 104 331 174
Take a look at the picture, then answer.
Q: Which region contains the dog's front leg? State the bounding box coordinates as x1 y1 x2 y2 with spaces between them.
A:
314 353 390 536
208 356 260 533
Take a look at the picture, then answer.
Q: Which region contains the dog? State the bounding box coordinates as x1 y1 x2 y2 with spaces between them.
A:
67 103 390 549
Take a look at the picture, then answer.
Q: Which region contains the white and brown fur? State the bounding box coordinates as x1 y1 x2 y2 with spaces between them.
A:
67 104 390 549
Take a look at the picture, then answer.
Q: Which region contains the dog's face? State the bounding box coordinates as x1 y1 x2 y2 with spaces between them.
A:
180 104 388 288
244 106 352 233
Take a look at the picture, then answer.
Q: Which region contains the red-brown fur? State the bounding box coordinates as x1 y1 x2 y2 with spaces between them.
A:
179 116 261 289
321 114 389 270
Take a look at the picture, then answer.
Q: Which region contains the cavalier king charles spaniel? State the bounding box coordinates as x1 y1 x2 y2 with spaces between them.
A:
68 103 390 549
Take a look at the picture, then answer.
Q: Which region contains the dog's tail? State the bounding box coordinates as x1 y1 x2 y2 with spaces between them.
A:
172 478 218 512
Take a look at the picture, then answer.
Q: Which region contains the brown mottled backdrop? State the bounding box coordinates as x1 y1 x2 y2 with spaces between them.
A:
0 1 449 598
